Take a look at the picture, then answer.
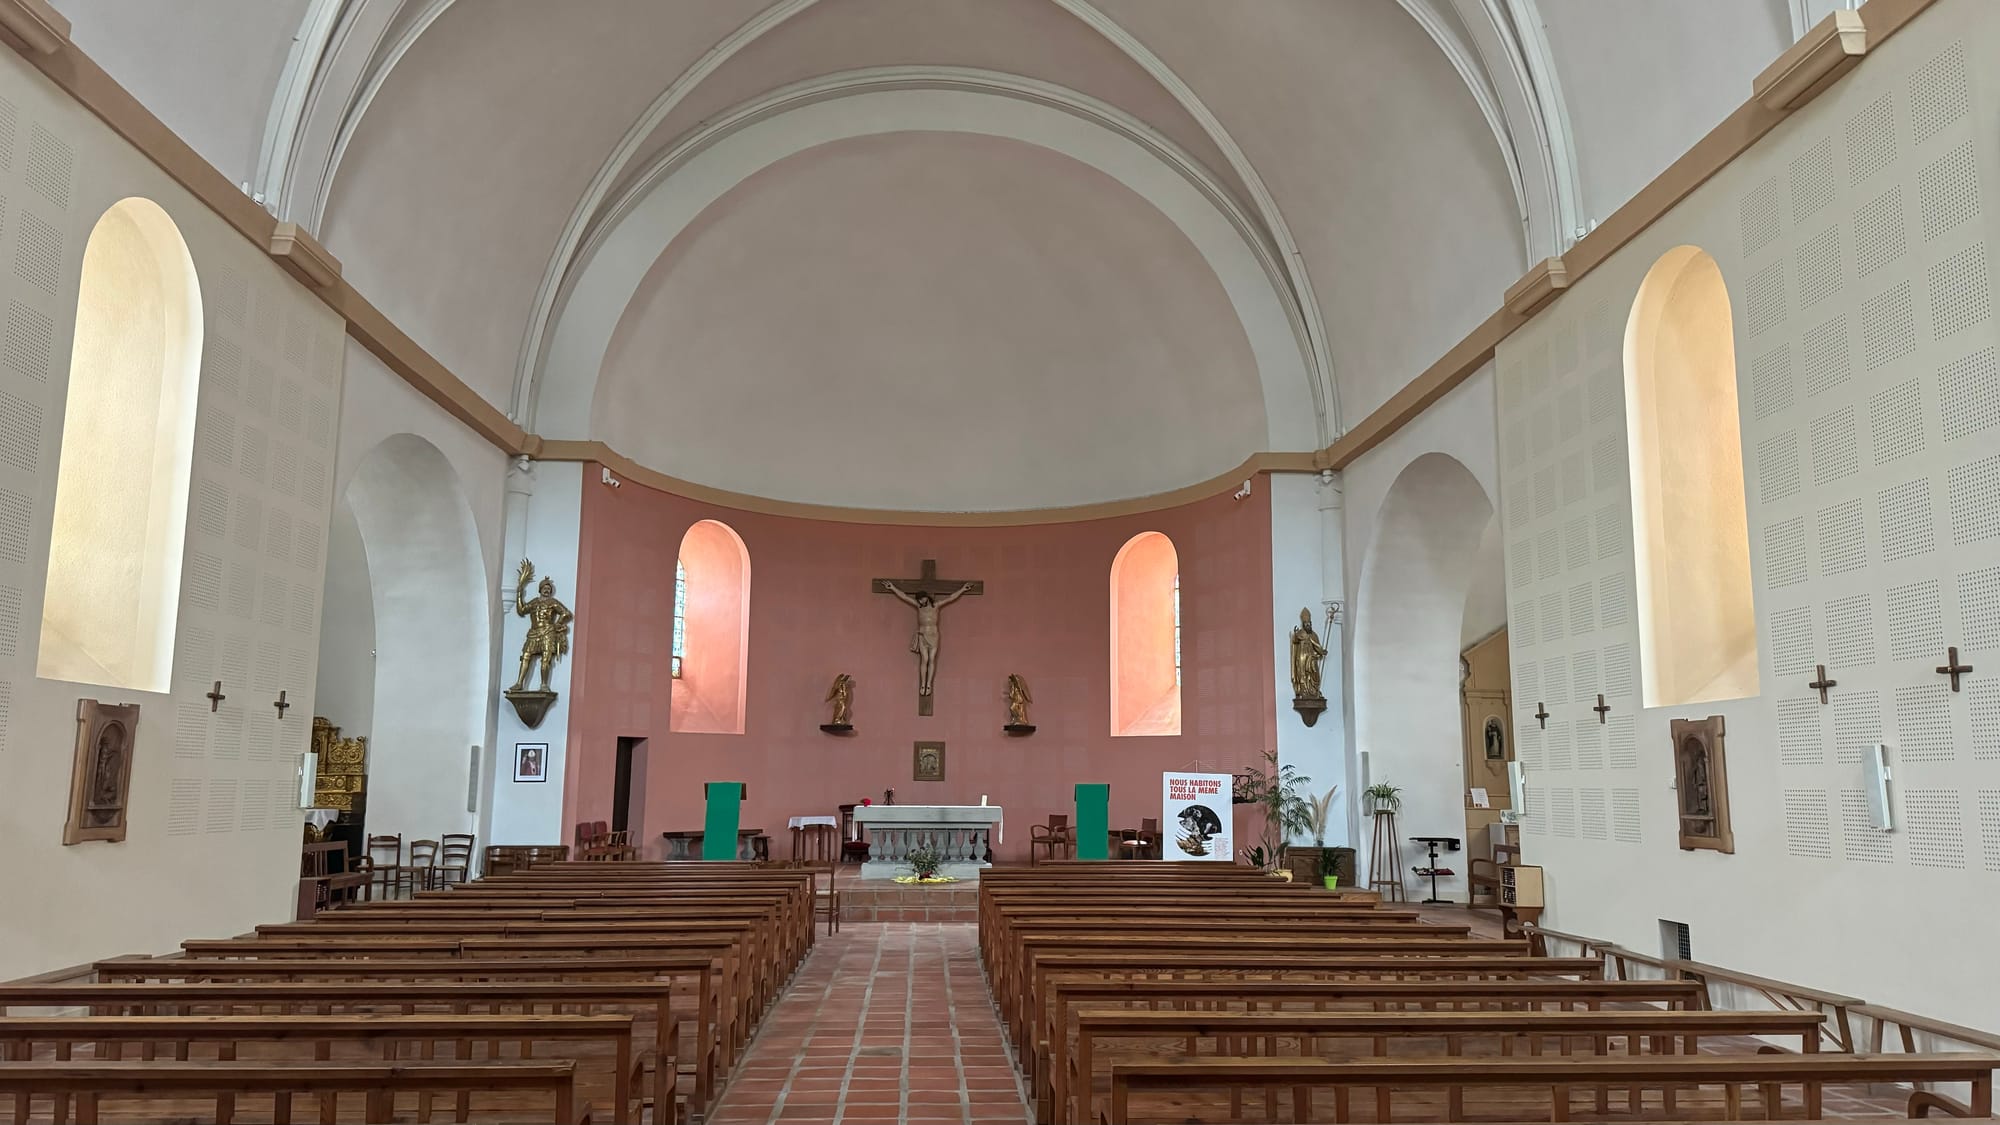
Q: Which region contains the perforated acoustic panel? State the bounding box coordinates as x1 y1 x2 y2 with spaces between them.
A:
1739 35 2000 880
1495 27 2000 905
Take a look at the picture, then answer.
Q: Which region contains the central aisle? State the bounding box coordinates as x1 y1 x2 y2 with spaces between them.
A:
708 923 1032 1125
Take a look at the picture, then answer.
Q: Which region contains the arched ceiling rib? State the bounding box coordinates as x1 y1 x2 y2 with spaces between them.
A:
51 0 1822 504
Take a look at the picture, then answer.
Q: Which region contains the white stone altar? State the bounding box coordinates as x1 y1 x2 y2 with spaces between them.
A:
853 804 1003 881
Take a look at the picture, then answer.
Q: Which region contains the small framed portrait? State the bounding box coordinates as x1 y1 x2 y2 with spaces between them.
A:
514 742 549 783
913 740 945 782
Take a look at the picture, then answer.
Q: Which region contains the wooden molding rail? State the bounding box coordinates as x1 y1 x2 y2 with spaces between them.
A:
0 0 1941 503
1756 10 1869 110
1321 0 1935 472
0 0 65 56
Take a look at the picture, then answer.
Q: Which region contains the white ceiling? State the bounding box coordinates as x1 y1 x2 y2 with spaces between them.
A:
54 0 1809 509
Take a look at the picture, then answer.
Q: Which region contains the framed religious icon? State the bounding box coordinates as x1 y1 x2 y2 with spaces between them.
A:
1483 715 1506 760
1670 715 1733 853
913 740 945 782
64 699 140 845
514 742 549 783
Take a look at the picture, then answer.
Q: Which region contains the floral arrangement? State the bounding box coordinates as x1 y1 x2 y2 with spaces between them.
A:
895 844 956 884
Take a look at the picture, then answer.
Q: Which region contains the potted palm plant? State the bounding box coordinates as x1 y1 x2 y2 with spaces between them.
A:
1307 785 1340 888
1365 781 1403 815
1236 749 1315 872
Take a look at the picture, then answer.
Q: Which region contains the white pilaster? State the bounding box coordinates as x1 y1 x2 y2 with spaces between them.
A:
1270 472 1351 851
487 460 582 845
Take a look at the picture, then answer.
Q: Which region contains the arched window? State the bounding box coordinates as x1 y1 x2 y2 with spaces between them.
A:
671 559 687 679
1111 531 1181 736
38 198 203 692
669 520 749 733
1624 245 1760 707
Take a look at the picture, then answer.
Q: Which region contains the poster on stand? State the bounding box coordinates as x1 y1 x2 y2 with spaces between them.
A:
1161 771 1233 861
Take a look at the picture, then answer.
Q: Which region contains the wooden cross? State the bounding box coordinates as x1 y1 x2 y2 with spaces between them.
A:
1808 664 1837 704
872 559 985 716
272 690 291 719
1534 702 1550 729
1593 694 1611 724
206 680 227 712
1936 647 1974 693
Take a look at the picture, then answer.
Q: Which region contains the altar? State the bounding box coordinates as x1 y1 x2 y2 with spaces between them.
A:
853 804 1003 881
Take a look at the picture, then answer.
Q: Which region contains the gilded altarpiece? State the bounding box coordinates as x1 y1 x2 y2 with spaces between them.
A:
310 717 369 815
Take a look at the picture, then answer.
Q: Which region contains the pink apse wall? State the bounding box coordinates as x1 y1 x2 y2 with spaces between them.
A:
562 466 1276 862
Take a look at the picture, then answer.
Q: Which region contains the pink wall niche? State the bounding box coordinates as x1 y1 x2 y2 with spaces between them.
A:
565 467 1276 862
1110 531 1182 736
670 519 750 734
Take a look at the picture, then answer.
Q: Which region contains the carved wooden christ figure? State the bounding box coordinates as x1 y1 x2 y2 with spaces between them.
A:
65 699 140 845
1670 715 1733 853
873 559 984 715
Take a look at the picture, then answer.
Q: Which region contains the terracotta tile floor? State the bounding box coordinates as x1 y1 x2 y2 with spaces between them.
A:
707 923 1031 1125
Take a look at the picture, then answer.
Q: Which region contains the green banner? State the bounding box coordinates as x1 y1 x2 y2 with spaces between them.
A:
1074 783 1111 861
702 782 744 860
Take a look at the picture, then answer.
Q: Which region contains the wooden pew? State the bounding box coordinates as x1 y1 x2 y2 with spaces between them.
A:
1102 1052 2000 1123
0 980 682 1121
1038 977 1709 1122
92 954 722 1114
0 1013 641 1124
1067 1007 1828 1124
1011 949 1587 1053
0 1059 590 1124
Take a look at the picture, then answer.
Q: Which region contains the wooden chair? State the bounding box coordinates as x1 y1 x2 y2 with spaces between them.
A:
406 838 441 894
1029 815 1073 865
792 824 841 933
365 834 403 899
438 832 475 885
1119 817 1160 860
837 804 870 863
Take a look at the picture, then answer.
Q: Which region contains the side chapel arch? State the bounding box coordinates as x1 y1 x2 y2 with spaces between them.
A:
1623 245 1758 708
669 519 750 735
1353 452 1495 890
39 197 203 692
335 433 488 841
1111 531 1181 736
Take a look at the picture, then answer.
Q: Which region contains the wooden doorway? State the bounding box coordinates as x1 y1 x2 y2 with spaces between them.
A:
1460 628 1514 899
612 737 648 835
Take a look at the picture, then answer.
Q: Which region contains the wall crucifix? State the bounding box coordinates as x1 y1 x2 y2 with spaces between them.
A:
1808 664 1837 704
1936 647 1974 692
873 559 984 716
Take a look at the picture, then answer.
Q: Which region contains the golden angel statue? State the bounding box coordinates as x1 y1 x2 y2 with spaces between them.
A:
1289 607 1326 701
826 673 855 727
510 559 574 692
1005 674 1032 727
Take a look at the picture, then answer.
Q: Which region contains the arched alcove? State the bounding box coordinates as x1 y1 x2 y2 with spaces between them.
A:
669 519 749 735
1353 453 1495 894
1110 531 1181 736
1624 245 1758 707
332 434 488 841
39 197 203 692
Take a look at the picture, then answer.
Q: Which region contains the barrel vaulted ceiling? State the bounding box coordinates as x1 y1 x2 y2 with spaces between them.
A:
52 0 1797 509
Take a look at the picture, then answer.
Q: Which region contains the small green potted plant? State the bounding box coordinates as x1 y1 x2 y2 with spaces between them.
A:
1317 848 1339 890
1365 781 1403 816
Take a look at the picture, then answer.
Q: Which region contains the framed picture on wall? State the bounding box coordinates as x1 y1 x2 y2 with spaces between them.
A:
514 743 549 783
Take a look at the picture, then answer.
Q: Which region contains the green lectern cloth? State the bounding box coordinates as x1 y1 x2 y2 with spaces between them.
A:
702 782 744 860
1074 783 1111 860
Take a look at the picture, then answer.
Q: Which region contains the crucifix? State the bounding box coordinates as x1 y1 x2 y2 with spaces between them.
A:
1808 664 1837 704
1534 702 1550 729
1593 694 1611 724
873 559 984 716
1936 647 1974 693
272 690 291 719
206 680 227 713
